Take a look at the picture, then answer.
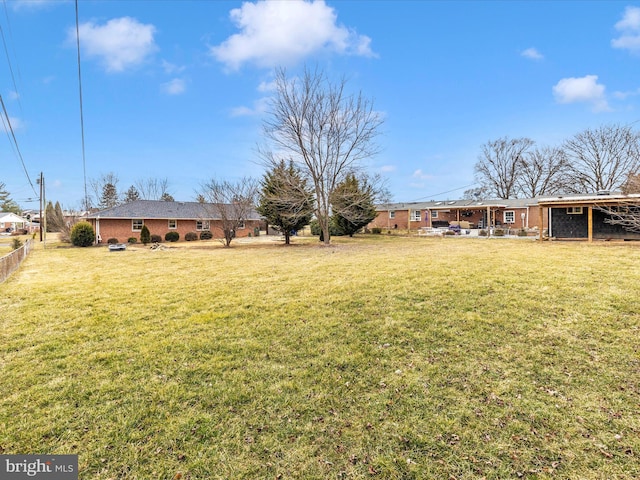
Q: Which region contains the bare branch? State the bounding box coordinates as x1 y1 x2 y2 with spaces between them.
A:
262 66 383 244
563 124 640 193
199 177 258 247
475 137 534 199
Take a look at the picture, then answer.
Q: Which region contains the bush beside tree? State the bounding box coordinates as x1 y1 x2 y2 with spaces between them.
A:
70 222 96 247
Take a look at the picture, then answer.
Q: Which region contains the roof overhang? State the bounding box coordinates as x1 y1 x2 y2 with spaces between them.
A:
538 193 640 207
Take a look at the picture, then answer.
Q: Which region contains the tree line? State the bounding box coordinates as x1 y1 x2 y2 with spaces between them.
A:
469 124 640 200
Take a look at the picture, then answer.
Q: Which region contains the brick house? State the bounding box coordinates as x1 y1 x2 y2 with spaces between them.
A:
369 198 544 233
85 200 264 244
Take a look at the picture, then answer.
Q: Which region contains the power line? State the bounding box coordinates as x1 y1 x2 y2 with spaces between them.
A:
75 0 89 210
411 182 478 202
0 1 22 114
0 94 37 197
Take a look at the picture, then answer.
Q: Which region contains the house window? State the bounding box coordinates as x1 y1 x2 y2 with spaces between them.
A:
389 211 395 219
168 219 177 229
431 211 438 219
237 221 245 229
504 211 515 224
410 210 421 222
567 207 583 215
196 220 210 231
132 219 143 231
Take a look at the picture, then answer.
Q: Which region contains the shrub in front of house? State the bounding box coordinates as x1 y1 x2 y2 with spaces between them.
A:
199 230 213 240
151 234 162 243
165 231 179 242
185 232 198 241
479 229 487 237
494 228 505 236
518 229 528 237
140 225 151 245
107 238 119 244
70 222 96 247
128 237 137 244
371 227 382 234
444 230 456 236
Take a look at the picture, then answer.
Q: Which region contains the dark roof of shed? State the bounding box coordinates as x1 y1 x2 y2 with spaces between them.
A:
86 200 262 220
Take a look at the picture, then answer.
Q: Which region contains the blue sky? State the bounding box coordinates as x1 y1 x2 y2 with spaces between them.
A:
2 0 640 210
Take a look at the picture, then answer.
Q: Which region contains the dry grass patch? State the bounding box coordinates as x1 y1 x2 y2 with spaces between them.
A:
1 236 639 479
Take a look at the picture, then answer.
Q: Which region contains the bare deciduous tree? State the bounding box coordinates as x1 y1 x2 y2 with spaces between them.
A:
475 137 534 199
563 124 640 193
199 177 258 247
517 146 570 197
598 203 640 233
135 177 172 200
262 66 383 245
621 172 640 194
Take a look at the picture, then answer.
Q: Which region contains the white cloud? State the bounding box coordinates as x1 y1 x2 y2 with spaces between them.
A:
1 116 24 133
230 97 270 117
211 0 375 70
552 75 610 112
11 0 62 11
613 87 640 100
379 165 396 173
258 80 277 92
412 169 433 180
521 47 543 60
161 60 186 75
70 17 157 72
612 6 640 54
161 78 186 95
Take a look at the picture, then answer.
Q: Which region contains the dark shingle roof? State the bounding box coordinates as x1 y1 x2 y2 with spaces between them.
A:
86 200 262 220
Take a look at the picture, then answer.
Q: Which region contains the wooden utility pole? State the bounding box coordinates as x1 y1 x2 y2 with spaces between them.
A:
38 172 43 242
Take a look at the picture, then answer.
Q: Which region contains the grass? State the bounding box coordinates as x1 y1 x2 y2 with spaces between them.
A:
1 235 639 479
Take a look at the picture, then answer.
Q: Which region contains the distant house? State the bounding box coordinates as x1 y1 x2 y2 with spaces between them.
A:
537 192 640 241
369 193 640 242
369 198 544 233
85 200 264 244
0 212 28 233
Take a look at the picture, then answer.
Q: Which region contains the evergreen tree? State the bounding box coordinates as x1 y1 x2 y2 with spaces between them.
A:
330 173 377 237
45 201 65 232
54 202 65 230
140 224 151 245
0 181 20 213
123 185 140 203
160 192 175 202
99 182 119 209
257 160 314 245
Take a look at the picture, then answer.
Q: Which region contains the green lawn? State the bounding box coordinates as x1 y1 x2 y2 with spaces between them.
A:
1 236 639 479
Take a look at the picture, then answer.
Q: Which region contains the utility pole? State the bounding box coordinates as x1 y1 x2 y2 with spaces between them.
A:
37 172 46 247
42 174 46 248
38 172 43 242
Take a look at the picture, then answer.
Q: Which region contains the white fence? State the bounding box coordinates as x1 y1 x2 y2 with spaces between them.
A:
0 239 33 283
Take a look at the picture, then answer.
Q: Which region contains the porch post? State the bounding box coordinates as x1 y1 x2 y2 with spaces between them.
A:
588 206 593 243
487 205 491 238
538 206 543 241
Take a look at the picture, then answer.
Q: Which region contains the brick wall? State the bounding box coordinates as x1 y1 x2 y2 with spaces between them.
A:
90 218 263 243
369 207 545 231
